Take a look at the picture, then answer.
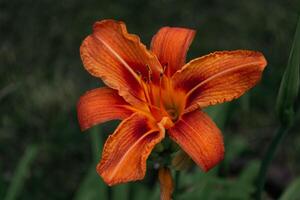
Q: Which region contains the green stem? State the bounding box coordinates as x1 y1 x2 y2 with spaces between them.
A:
107 186 113 200
90 126 101 163
255 125 289 200
127 183 134 200
174 171 180 196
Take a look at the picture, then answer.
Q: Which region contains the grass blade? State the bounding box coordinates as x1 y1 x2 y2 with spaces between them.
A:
279 177 300 200
90 126 102 163
4 144 38 200
73 166 107 200
74 126 107 200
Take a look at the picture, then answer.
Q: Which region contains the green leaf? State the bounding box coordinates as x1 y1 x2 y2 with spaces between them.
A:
73 167 107 200
0 162 5 198
112 184 129 200
276 15 300 126
177 160 260 200
133 184 152 200
74 125 107 200
224 136 248 168
279 177 300 200
4 144 38 200
238 160 259 183
240 92 250 113
205 103 230 129
149 184 160 200
218 136 248 177
90 126 102 163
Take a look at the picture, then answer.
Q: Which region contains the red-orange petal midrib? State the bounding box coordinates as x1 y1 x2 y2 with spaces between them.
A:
151 27 196 76
97 113 164 185
172 50 267 111
168 110 224 171
80 20 163 107
185 64 264 109
173 50 266 92
82 35 143 97
77 87 133 131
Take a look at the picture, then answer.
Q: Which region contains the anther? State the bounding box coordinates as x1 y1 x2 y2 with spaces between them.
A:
159 72 164 79
135 70 142 77
143 77 148 83
146 64 152 73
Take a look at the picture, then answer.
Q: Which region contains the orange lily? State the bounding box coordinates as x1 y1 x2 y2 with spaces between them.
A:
77 19 267 186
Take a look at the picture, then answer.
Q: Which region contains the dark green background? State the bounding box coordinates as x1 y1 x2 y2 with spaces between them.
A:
1 0 300 199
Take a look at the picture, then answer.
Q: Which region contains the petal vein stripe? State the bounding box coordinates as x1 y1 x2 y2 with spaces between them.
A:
97 113 164 185
168 110 224 171
77 87 133 131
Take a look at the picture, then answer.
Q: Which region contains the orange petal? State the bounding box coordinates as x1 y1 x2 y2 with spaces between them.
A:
158 167 174 200
168 110 224 171
172 50 267 112
97 113 165 185
151 27 195 76
80 19 162 107
77 87 133 131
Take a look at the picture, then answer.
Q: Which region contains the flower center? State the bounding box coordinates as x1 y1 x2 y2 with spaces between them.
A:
166 108 178 121
140 76 185 125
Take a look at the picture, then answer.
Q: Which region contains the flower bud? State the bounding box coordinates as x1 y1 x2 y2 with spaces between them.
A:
276 16 300 126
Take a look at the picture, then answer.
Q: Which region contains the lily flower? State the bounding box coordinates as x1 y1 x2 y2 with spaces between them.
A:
77 19 267 186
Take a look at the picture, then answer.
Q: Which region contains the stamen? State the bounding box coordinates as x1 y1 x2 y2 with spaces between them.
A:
135 70 142 77
146 64 152 83
141 82 151 103
95 35 159 108
134 70 153 109
159 72 164 113
96 35 143 85
162 62 169 76
163 64 167 74
158 70 178 121
134 65 164 116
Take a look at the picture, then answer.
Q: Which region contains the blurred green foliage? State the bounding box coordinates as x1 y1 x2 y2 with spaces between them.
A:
4 144 38 200
1 0 300 199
